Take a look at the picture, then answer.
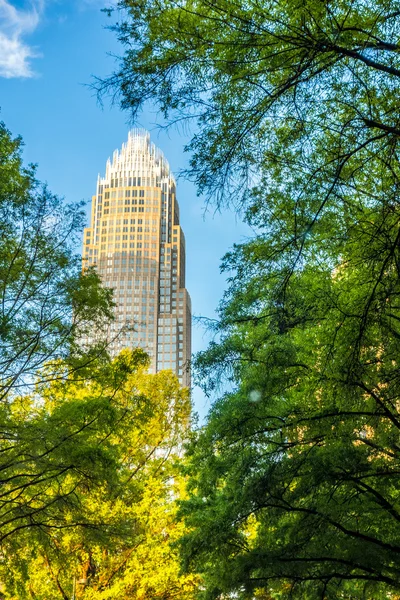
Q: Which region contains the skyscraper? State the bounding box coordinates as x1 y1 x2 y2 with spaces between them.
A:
83 130 191 387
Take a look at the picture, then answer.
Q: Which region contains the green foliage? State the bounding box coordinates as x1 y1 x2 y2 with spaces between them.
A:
103 0 400 210
0 350 146 554
0 121 114 400
0 351 197 600
178 196 400 599
101 0 400 597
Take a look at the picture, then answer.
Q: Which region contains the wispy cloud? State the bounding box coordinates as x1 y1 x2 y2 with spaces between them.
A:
0 0 43 78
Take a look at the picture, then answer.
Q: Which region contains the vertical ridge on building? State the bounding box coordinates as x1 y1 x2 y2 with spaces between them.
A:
83 130 191 387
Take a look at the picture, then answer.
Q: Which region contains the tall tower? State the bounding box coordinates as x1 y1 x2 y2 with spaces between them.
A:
83 130 191 387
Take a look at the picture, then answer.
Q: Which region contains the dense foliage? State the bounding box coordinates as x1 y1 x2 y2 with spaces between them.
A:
0 351 196 600
103 0 400 598
180 216 400 599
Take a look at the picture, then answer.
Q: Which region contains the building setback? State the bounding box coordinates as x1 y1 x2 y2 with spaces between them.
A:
83 130 191 387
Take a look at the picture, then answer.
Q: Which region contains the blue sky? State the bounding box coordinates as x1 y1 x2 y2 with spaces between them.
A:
0 0 251 417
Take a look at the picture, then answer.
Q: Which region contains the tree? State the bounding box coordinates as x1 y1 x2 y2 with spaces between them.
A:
101 0 400 597
102 0 400 210
0 121 113 401
0 352 197 600
0 121 130 550
178 219 400 599
0 350 146 566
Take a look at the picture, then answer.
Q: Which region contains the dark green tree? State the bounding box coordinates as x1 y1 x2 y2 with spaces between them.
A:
178 213 400 599
102 0 400 597
101 0 400 210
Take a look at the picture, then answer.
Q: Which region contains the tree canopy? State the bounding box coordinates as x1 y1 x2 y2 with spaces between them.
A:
179 217 400 598
103 0 400 598
0 350 197 600
0 121 123 545
0 122 113 401
103 0 400 210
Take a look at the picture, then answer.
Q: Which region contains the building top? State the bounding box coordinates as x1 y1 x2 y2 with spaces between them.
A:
100 129 175 184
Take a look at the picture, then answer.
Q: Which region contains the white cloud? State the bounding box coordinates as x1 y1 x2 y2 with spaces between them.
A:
0 0 43 78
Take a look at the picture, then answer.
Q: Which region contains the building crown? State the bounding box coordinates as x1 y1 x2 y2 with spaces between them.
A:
103 129 174 183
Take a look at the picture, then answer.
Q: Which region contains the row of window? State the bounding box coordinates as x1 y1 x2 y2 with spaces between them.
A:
103 207 146 214
104 199 145 207
108 176 162 188
102 218 156 226
100 245 158 254
101 230 157 237
101 239 157 248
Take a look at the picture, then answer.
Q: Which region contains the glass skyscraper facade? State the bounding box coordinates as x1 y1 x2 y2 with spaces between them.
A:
83 130 191 387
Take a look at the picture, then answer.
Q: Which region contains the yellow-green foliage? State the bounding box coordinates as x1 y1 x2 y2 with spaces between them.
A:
0 350 198 599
